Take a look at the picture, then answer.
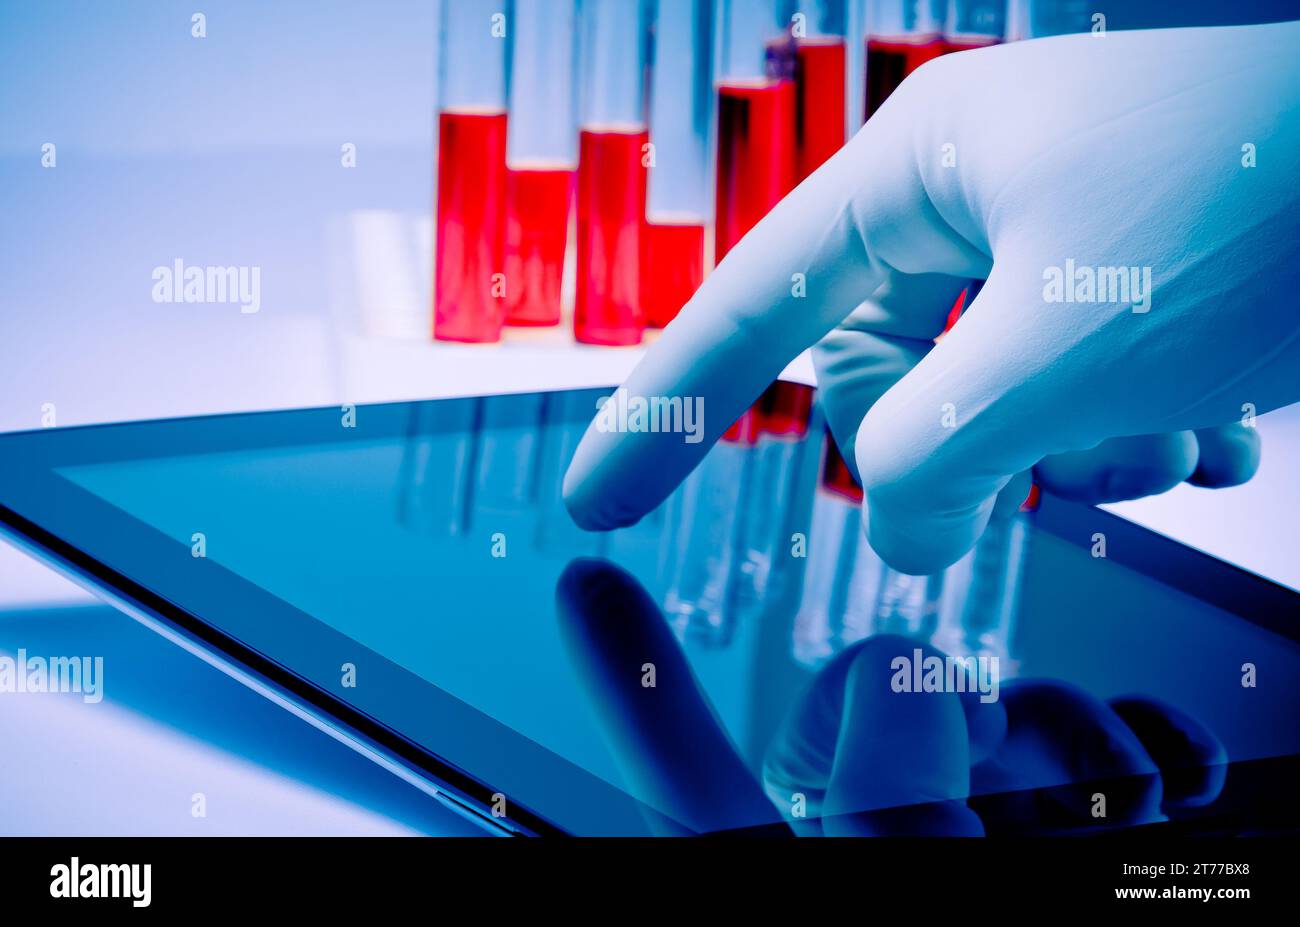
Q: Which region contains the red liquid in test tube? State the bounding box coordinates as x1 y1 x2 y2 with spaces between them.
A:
720 378 810 454
715 80 797 260
435 111 509 343
505 0 579 329
943 35 1000 53
722 376 813 444
722 402 764 445
504 168 572 326
794 39 847 182
575 129 648 345
863 35 945 121
641 222 704 329
821 430 864 503
759 380 815 437
643 0 709 328
734 381 816 604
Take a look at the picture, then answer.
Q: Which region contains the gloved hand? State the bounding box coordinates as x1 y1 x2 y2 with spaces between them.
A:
564 22 1299 574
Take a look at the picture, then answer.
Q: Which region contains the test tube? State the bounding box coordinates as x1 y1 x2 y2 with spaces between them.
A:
792 0 848 182
1009 0 1093 40
574 0 650 345
643 0 713 328
862 0 946 122
505 0 580 327
713 0 797 260
758 378 816 439
1003 0 1026 40
435 0 510 343
943 0 1005 52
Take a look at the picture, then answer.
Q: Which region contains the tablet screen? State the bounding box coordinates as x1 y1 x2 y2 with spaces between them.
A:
20 388 1300 834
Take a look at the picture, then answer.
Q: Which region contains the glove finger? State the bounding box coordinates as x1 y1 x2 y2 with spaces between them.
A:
813 273 974 486
1187 423 1261 488
564 67 987 532
1034 432 1198 505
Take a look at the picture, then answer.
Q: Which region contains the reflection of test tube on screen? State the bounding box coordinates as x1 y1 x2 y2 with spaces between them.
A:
863 0 946 122
473 393 546 512
506 0 579 328
791 430 886 668
574 0 650 345
534 390 610 557
661 435 750 646
397 398 481 537
714 0 797 260
943 0 1005 52
927 282 1033 668
933 500 1029 674
662 385 815 646
873 561 943 641
435 0 509 343
735 382 816 602
801 424 944 654
643 0 712 329
792 0 848 182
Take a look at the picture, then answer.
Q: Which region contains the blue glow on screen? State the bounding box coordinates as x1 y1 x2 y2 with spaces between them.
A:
62 439 663 796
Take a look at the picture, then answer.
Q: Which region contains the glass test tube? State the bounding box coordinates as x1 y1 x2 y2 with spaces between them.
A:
575 0 650 345
943 0 1005 52
643 0 712 329
505 0 580 327
435 0 510 343
793 0 848 182
713 0 797 260
863 0 946 122
1004 0 1026 41
1012 0 1093 40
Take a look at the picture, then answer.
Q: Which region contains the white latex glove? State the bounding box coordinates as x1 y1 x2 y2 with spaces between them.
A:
565 22 1300 574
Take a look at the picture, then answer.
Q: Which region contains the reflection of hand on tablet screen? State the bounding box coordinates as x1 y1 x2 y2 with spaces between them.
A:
558 558 1226 836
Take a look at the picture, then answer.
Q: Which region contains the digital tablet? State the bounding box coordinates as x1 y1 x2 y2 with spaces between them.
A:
0 386 1296 836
